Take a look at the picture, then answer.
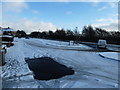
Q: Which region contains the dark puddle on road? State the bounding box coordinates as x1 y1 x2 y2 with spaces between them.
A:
25 57 74 80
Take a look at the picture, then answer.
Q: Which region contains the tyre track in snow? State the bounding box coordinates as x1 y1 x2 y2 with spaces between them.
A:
3 38 118 88
24 39 119 82
3 40 52 88
58 57 118 84
21 41 53 88
24 40 118 85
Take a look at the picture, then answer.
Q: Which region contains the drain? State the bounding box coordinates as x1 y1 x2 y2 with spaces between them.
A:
25 57 74 80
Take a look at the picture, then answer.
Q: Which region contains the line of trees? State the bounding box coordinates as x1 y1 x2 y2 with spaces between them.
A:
81 25 120 44
16 25 120 45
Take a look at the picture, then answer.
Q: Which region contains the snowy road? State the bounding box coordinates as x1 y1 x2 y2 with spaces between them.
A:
1 38 119 88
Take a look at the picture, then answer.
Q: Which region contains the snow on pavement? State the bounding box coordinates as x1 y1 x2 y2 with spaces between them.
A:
1 38 119 88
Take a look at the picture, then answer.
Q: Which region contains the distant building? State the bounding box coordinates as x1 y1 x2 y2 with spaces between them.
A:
3 27 16 36
0 27 16 66
0 27 2 35
2 27 16 47
0 27 2 50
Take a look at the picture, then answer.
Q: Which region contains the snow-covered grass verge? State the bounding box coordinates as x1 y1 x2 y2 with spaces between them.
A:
99 52 120 61
26 38 91 50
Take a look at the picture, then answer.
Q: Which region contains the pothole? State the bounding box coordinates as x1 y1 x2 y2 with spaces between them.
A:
25 57 74 80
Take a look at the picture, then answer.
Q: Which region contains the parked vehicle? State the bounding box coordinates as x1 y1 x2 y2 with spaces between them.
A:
97 39 107 49
25 36 29 39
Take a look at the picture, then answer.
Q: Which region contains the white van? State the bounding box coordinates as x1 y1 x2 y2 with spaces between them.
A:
97 39 107 49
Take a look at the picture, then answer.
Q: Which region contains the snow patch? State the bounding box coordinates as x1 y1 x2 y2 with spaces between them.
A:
99 52 120 61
